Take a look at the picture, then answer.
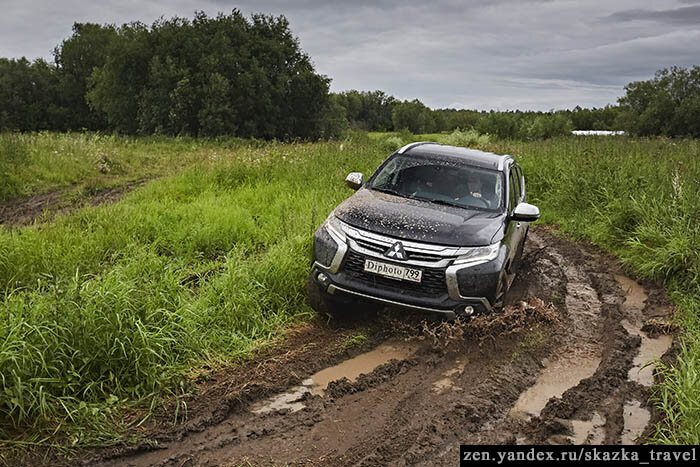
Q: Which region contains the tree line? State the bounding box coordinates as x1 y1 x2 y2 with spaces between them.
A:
0 10 698 139
331 66 700 139
330 90 622 140
0 12 339 139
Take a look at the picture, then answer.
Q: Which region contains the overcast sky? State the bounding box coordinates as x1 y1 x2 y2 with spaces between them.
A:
2 0 699 111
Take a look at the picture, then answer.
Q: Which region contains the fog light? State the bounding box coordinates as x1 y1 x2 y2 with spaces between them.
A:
317 272 329 286
464 306 475 316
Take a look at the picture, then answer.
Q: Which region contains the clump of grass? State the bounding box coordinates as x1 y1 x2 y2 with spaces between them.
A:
341 333 369 351
438 128 491 148
383 135 404 151
0 133 30 200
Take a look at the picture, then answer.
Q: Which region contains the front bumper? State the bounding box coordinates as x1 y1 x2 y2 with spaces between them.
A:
311 220 505 317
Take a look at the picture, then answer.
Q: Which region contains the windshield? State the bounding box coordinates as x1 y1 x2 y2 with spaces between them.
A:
368 154 504 211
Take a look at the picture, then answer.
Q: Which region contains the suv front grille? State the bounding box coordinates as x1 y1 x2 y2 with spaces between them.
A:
352 237 445 263
343 250 448 297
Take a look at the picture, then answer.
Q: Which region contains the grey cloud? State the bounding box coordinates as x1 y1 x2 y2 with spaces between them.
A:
607 5 700 25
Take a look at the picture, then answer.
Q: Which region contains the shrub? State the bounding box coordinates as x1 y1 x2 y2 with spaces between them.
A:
439 128 490 147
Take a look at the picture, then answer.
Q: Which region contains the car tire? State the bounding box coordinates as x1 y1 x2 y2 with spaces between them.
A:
306 273 349 319
493 274 510 311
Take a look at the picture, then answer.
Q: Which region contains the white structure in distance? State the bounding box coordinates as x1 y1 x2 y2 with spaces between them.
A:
572 130 625 136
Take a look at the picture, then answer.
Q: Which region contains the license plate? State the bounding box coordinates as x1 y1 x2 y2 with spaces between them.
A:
364 259 422 283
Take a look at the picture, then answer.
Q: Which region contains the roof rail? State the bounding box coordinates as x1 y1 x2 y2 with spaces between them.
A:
397 141 434 154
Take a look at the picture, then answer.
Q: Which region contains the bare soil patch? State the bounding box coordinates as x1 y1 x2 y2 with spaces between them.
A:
0 179 150 228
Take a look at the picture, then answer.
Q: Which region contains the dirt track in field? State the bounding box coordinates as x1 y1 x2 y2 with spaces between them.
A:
86 226 676 467
0 179 149 228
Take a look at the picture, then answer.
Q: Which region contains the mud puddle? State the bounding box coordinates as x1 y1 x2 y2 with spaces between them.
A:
622 320 673 386
250 341 416 414
432 359 466 393
509 234 603 422
570 413 606 445
615 275 673 386
308 340 416 396
251 383 312 414
510 355 601 419
621 400 651 444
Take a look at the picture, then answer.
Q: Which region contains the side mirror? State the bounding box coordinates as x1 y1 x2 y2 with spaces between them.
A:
511 202 540 222
345 172 364 190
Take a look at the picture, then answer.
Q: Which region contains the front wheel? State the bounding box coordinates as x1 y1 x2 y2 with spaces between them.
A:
492 274 510 311
306 273 350 319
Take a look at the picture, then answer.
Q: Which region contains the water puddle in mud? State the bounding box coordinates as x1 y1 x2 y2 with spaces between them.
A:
615 275 673 386
622 320 673 386
251 383 312 414
621 400 651 444
432 360 466 393
251 341 415 414
570 413 606 445
509 261 604 421
509 355 601 419
309 341 416 395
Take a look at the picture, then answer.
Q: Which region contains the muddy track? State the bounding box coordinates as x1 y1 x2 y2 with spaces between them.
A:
86 226 676 466
0 179 150 228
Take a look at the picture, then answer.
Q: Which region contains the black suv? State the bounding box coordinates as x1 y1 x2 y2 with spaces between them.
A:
307 142 539 319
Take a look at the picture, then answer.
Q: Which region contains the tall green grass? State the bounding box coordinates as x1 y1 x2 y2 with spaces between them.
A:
0 132 258 202
0 133 387 445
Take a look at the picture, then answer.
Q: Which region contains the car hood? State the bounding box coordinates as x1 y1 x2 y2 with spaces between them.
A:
333 188 505 247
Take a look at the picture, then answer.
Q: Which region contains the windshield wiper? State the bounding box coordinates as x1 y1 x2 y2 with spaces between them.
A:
408 195 464 209
372 187 478 210
370 186 406 198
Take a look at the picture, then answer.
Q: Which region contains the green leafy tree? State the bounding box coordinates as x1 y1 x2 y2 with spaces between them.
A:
198 73 237 137
87 22 151 133
476 111 520 139
619 66 700 137
392 99 435 133
53 23 117 130
0 58 61 131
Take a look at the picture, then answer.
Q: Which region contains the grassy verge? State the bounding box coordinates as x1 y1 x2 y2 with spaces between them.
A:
0 132 388 450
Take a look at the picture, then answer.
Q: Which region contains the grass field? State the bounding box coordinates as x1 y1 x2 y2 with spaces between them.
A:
1 130 699 447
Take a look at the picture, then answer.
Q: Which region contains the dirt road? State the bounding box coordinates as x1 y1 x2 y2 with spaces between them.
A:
92 227 676 466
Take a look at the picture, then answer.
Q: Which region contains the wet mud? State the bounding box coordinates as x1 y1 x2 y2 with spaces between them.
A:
80 226 677 466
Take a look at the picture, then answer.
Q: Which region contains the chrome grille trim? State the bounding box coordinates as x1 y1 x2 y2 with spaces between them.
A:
339 221 471 266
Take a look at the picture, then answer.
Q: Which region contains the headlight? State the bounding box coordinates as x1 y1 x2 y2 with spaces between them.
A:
452 243 500 267
325 214 346 241
313 214 346 268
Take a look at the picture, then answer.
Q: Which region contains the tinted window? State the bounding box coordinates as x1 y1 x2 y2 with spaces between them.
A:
516 166 525 200
508 171 517 211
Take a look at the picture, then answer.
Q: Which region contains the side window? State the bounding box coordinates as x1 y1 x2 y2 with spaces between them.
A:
508 170 517 211
515 165 525 201
509 164 522 211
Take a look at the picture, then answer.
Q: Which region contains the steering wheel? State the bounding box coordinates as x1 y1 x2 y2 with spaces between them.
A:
456 194 490 208
470 196 490 208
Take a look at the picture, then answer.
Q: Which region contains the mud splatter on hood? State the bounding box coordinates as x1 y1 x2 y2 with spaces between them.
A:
334 188 505 247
